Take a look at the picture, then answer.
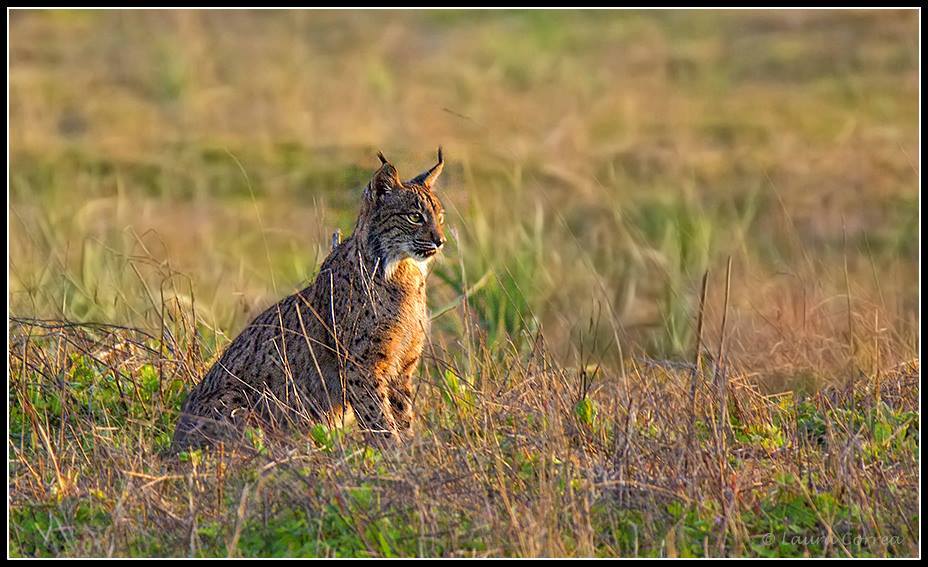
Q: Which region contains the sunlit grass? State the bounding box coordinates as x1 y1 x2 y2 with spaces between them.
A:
8 8 919 558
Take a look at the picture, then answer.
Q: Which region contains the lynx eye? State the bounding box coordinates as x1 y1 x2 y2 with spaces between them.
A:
405 212 424 225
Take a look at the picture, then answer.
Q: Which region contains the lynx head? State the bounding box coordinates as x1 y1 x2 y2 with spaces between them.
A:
358 148 447 279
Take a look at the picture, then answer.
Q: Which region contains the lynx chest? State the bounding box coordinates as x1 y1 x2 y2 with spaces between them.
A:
375 258 429 369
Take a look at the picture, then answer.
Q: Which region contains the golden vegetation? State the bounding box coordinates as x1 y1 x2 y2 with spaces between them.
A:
9 9 919 557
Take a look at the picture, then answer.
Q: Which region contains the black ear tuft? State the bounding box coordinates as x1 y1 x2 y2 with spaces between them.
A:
367 152 401 201
410 146 445 189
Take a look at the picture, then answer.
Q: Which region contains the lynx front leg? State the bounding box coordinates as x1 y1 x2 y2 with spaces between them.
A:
346 372 399 444
389 360 417 434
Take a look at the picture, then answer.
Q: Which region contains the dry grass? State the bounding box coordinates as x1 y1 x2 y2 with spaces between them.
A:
8 9 920 557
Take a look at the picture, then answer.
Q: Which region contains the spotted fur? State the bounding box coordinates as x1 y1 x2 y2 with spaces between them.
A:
172 149 447 449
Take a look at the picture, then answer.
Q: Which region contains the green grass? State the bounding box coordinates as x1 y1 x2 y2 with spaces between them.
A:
9 339 919 557
8 8 919 557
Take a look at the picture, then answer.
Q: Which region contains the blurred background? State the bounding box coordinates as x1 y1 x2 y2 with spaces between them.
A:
9 9 919 390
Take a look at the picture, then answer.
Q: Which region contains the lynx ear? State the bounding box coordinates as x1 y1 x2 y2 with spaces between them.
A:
366 151 401 201
410 146 444 189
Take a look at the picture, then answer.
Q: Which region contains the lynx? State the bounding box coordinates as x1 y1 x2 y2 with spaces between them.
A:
172 149 447 449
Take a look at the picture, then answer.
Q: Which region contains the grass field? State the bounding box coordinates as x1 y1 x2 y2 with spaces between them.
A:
8 9 920 557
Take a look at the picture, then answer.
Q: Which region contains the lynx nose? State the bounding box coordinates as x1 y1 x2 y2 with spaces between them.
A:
432 235 446 249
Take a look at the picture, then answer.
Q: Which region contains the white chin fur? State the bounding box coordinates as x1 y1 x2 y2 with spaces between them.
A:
384 256 431 280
